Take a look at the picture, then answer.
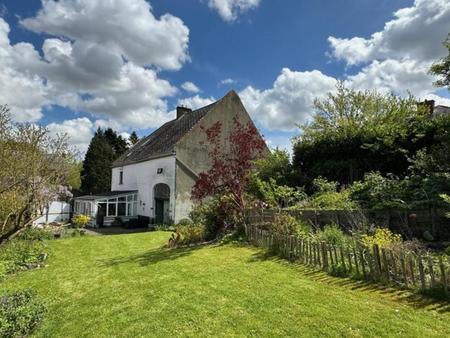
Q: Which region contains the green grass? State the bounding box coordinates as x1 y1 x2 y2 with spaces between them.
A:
2 232 450 337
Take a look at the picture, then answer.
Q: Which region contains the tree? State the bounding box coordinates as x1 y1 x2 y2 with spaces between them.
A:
0 105 73 242
191 117 267 231
80 128 129 195
430 34 450 91
293 83 435 188
80 129 115 194
129 131 139 145
104 128 128 155
253 148 293 186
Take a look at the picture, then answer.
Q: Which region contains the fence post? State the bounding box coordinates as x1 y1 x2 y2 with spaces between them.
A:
373 244 382 281
353 247 360 277
418 255 426 290
428 256 436 288
321 242 328 270
439 256 448 298
346 247 353 273
381 248 390 283
400 253 408 288
339 245 346 272
408 255 416 288
358 246 367 280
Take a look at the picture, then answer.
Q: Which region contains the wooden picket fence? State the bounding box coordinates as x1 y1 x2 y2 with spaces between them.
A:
245 224 450 300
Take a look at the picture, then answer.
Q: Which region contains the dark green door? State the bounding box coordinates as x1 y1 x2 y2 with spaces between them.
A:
155 199 165 224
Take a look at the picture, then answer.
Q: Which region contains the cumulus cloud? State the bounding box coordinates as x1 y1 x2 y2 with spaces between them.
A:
328 0 450 65
345 59 436 97
177 95 215 110
47 117 94 154
21 0 190 70
240 68 337 130
181 81 200 93
0 19 49 122
207 0 261 22
0 0 190 131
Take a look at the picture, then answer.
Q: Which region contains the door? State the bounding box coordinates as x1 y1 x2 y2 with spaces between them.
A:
155 199 165 224
97 203 106 227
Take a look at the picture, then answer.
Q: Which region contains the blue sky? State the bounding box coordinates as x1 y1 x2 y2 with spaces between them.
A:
0 0 449 154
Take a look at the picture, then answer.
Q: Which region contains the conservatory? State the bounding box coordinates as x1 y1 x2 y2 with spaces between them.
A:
73 190 138 227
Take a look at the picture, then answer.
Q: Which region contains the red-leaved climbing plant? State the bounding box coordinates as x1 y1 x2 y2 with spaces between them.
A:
192 116 266 228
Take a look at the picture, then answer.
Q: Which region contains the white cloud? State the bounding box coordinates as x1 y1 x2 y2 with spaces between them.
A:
328 0 450 65
181 81 200 93
207 0 260 22
423 93 450 107
240 68 337 130
0 19 48 122
0 0 189 130
219 78 236 85
345 59 435 97
177 95 215 110
21 0 190 70
47 117 94 154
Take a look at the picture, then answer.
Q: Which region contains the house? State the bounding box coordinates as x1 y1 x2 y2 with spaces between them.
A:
74 90 266 227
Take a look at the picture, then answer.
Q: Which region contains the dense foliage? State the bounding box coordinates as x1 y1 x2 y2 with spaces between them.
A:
192 117 267 235
0 105 74 242
80 128 128 195
0 289 46 338
293 84 449 190
430 33 450 91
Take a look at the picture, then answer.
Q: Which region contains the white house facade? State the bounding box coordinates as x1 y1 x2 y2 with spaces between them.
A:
74 90 267 227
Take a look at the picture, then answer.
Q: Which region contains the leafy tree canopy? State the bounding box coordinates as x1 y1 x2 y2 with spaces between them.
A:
430 34 450 91
293 83 444 188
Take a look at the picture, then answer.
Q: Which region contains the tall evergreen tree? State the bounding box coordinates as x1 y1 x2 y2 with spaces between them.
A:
129 131 139 145
81 129 116 194
104 128 128 155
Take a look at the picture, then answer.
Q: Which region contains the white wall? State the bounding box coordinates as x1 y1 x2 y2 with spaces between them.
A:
111 156 176 221
34 201 71 225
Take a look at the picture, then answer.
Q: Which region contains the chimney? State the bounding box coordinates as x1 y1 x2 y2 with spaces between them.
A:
418 99 435 115
176 106 192 119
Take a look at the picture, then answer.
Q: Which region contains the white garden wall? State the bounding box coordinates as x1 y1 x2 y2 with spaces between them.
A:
34 201 71 225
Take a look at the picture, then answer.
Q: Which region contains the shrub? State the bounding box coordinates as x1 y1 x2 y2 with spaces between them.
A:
361 227 402 249
315 224 348 246
190 197 239 240
16 228 54 241
0 289 46 338
0 240 46 275
72 214 90 228
169 223 206 247
271 213 311 237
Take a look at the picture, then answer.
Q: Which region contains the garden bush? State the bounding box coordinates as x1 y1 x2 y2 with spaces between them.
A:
190 197 241 240
0 240 46 276
0 289 46 338
168 223 206 247
314 224 348 246
360 227 402 250
16 228 54 241
72 214 90 228
270 213 311 237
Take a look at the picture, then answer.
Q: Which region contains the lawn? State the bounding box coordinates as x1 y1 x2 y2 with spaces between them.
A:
2 232 450 337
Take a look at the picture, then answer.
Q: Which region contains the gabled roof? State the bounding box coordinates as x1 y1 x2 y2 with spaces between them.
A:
113 99 220 167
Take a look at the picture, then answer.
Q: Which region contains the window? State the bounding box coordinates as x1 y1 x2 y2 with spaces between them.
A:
107 203 116 217
119 171 123 185
118 202 126 216
102 194 137 217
